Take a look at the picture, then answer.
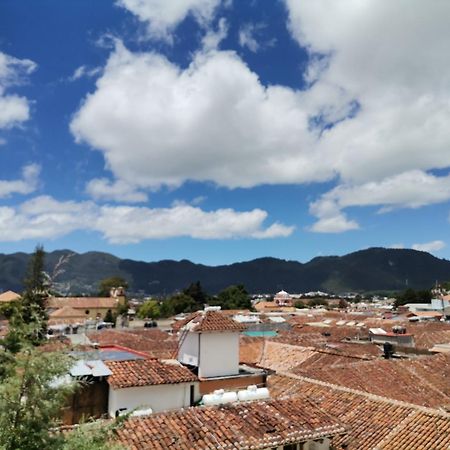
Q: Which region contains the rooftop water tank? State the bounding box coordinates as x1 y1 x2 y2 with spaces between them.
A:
237 385 270 402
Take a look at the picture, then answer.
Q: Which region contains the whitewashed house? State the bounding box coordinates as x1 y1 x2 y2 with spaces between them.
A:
105 358 199 417
177 307 246 378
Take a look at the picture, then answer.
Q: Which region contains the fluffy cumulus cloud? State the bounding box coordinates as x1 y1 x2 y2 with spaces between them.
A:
0 51 37 129
283 0 450 230
71 2 450 231
309 170 450 232
412 240 446 253
117 0 222 39
0 195 294 243
0 164 40 198
71 42 326 190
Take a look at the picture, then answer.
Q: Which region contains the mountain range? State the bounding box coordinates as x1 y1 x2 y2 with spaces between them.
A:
1 247 449 296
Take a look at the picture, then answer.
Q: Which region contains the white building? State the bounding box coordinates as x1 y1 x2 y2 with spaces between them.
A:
106 358 199 417
273 290 293 306
177 307 245 378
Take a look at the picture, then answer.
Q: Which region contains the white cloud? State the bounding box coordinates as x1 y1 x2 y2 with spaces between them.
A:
309 170 450 232
96 204 294 243
0 164 40 198
412 240 446 253
0 195 294 243
238 23 260 53
69 65 102 81
86 178 148 203
70 3 450 230
284 0 450 183
201 17 228 51
117 0 222 39
0 51 37 129
70 42 326 190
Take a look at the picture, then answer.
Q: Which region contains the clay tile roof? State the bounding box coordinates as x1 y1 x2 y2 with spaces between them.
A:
267 373 450 450
49 306 84 318
292 353 450 409
116 398 347 449
105 359 197 389
0 290 20 303
46 297 119 309
87 329 177 359
377 410 450 450
178 310 246 333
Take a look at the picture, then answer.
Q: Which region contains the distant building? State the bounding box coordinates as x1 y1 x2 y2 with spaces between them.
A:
369 326 415 347
46 287 126 325
273 289 293 306
0 290 20 304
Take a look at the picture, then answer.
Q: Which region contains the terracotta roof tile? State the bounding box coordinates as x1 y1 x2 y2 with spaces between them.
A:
177 310 246 333
376 411 450 450
268 373 450 450
47 297 119 309
87 329 177 359
106 359 197 389
293 353 450 409
0 290 20 303
116 398 347 449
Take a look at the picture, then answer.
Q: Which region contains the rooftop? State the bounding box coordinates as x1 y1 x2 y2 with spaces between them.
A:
47 297 119 309
106 358 198 389
86 329 177 359
116 398 346 449
293 353 450 408
176 310 246 333
268 373 450 450
0 290 20 303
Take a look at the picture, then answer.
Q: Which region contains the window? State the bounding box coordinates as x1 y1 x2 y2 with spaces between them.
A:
85 309 90 315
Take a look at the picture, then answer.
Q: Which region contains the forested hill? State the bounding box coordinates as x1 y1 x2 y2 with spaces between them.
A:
1 247 449 296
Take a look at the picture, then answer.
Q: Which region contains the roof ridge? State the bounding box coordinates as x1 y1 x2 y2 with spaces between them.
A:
277 371 450 417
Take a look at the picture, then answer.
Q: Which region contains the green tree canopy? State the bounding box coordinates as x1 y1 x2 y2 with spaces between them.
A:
183 281 208 307
211 284 251 310
394 288 432 308
98 276 129 297
137 300 161 319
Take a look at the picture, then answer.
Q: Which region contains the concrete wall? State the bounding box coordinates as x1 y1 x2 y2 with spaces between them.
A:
108 382 199 417
199 332 240 378
199 373 265 395
179 332 199 366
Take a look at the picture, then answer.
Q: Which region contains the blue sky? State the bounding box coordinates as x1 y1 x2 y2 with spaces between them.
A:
0 0 449 265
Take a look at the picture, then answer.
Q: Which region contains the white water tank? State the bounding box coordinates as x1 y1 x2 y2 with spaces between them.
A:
203 389 238 406
237 385 270 402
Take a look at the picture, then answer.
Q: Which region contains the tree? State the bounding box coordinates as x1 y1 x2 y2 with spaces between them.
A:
294 300 307 309
0 349 74 450
211 285 252 310
104 309 115 324
137 300 160 319
98 276 129 297
20 245 49 341
338 299 349 309
183 281 208 307
394 288 432 309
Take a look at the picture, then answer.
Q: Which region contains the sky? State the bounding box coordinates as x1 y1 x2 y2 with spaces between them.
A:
0 0 449 265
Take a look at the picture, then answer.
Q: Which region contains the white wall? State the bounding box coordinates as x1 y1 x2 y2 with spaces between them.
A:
179 332 199 366
199 332 240 378
108 382 199 417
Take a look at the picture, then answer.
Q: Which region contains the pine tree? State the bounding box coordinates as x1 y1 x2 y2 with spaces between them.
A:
20 245 49 342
